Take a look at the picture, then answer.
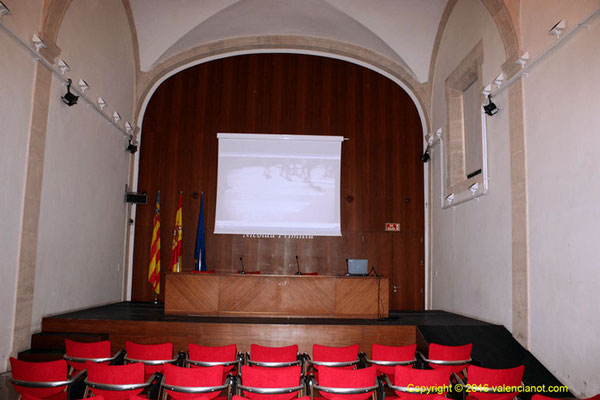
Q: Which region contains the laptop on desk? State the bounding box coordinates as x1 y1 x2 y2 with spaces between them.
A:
346 259 369 276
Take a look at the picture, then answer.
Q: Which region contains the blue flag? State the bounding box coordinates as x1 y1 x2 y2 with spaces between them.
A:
194 193 206 271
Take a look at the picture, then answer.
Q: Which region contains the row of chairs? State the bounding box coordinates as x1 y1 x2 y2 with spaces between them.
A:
10 340 596 400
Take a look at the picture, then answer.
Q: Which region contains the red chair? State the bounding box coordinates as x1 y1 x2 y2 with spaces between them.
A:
64 339 116 376
21 396 106 400
83 361 158 400
420 343 472 376
533 395 600 400
236 364 305 400
125 341 177 378
188 343 241 373
383 365 451 400
458 365 525 400
307 344 360 378
362 344 417 384
309 365 379 400
9 357 83 400
161 363 228 400
247 344 301 367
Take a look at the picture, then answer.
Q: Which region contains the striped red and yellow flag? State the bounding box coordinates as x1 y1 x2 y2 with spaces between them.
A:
170 191 183 272
147 191 161 294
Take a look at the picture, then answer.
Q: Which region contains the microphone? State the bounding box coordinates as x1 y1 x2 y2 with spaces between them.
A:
295 255 302 275
239 256 246 274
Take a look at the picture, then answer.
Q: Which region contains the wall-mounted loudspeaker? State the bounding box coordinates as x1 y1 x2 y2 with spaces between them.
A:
125 192 147 204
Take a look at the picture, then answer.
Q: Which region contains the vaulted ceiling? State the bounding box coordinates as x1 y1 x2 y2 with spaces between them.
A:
129 0 448 83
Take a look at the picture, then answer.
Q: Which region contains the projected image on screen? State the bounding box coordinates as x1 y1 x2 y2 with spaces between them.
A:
215 134 342 236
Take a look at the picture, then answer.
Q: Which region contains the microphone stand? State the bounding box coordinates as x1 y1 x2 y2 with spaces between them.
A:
295 255 302 275
239 257 246 274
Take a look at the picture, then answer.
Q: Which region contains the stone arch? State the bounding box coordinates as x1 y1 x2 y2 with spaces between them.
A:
133 35 432 135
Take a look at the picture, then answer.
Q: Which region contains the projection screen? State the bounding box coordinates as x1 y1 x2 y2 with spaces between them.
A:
214 133 343 236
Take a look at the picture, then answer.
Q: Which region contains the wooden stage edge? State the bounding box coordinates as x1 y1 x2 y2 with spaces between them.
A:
41 316 425 357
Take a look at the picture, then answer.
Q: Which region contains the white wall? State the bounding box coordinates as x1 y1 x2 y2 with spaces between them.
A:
0 0 42 372
430 0 513 330
30 0 135 331
521 1 600 396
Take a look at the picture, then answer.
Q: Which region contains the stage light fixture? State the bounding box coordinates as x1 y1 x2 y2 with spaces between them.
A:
126 136 138 154
421 145 431 163
61 79 78 106
483 95 498 116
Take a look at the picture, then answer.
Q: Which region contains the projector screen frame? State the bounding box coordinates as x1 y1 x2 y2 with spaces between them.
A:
214 132 344 237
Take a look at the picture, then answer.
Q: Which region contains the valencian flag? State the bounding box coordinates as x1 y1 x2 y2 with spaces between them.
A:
170 191 183 272
147 191 161 294
194 193 206 271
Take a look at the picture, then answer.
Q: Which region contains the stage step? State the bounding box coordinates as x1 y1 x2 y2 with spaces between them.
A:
30 331 109 351
17 348 64 362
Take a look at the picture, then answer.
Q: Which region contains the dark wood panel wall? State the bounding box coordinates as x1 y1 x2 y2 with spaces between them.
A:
132 54 424 308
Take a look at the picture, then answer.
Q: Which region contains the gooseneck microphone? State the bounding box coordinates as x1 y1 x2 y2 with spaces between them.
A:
239 256 246 274
295 255 302 275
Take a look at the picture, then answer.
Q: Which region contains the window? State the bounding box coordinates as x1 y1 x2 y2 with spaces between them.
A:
442 41 487 207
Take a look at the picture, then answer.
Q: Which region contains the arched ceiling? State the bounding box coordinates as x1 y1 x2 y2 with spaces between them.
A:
129 0 447 83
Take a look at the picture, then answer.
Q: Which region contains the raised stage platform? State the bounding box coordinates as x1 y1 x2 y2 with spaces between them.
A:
35 302 567 399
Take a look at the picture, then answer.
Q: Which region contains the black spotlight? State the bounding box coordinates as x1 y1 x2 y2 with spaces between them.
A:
61 78 78 106
483 94 498 116
126 137 138 154
421 145 431 163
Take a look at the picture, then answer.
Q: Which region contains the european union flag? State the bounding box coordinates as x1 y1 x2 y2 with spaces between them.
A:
194 193 206 271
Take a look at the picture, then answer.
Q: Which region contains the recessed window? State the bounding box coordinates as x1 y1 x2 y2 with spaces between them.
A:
442 41 487 207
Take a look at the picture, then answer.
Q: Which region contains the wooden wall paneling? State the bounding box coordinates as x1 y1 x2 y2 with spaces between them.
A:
42 317 417 358
133 54 424 308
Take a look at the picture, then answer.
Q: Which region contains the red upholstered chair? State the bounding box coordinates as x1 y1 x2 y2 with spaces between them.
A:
64 339 115 376
362 344 417 384
161 363 228 400
383 365 451 400
247 344 301 367
459 365 525 400
83 360 158 400
420 343 472 376
187 343 241 377
309 365 379 400
236 365 305 400
125 341 177 378
306 344 360 378
532 395 600 400
9 357 82 400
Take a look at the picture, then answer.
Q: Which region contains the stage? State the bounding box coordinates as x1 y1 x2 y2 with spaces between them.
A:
39 302 491 358
30 301 567 399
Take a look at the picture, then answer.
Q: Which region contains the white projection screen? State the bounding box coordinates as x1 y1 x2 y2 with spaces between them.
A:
214 133 343 236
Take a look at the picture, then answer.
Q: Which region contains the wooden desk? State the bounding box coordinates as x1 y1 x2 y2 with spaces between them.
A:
165 273 389 319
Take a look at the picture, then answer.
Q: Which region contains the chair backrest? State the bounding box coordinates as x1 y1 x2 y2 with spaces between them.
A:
65 338 112 374
312 344 359 370
427 343 472 374
371 344 417 378
189 343 238 371
241 365 302 400
86 360 146 400
393 365 451 400
125 340 173 376
466 365 525 400
251 344 298 363
10 357 68 399
164 363 225 400
316 365 377 400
